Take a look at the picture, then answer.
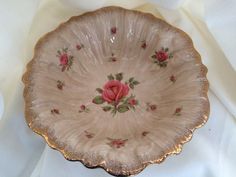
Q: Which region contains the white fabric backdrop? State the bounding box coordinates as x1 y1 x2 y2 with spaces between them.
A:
0 0 235 177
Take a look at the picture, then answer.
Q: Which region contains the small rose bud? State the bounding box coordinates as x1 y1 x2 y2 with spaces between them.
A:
141 42 147 49
150 105 157 111
128 98 137 106
80 105 86 110
111 27 117 34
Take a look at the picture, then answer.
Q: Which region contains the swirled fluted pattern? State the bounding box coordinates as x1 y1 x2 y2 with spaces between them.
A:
23 7 209 176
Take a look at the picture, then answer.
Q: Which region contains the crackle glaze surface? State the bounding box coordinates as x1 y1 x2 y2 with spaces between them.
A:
23 7 209 176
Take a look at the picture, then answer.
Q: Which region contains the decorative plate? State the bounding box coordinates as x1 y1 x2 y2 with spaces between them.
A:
22 6 209 176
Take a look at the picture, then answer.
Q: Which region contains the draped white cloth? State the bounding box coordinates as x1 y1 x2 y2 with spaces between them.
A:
0 0 235 177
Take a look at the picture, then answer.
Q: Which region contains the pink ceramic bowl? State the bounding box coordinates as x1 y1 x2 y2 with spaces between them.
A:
23 6 209 176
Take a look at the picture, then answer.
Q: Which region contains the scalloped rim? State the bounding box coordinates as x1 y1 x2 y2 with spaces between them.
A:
22 6 210 176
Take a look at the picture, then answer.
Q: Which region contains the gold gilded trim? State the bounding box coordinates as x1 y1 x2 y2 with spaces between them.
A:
22 6 210 176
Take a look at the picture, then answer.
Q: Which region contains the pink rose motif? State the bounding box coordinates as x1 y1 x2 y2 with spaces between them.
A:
111 27 117 34
156 51 168 62
60 53 68 65
80 105 86 110
107 138 128 148
150 105 157 110
92 73 139 115
128 98 137 106
102 80 129 103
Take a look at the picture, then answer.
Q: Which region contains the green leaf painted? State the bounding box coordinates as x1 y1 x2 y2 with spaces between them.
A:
115 73 123 81
111 108 117 116
68 58 73 66
169 53 173 58
96 88 103 93
117 104 129 113
119 97 125 103
132 80 140 85
129 83 134 89
107 74 114 80
129 77 134 82
122 97 129 104
160 61 167 67
151 55 156 59
102 106 112 112
110 101 116 106
92 96 104 104
61 65 66 72
129 105 135 110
